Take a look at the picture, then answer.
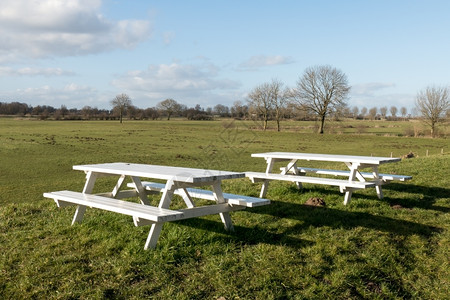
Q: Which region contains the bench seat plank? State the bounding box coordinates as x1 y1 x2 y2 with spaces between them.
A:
291 167 412 181
43 190 184 223
134 203 245 226
245 172 376 189
127 182 270 207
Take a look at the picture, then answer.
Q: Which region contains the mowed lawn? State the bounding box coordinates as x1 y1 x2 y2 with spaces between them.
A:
0 118 449 299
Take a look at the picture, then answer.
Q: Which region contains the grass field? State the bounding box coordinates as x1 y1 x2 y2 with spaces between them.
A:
0 118 449 299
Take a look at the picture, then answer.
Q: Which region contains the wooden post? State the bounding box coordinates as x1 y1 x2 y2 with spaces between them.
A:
426 150 429 157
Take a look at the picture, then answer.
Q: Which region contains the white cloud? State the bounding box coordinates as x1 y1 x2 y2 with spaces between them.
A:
111 62 241 106
351 82 396 96
0 0 152 62
0 67 75 77
238 55 295 70
2 83 110 108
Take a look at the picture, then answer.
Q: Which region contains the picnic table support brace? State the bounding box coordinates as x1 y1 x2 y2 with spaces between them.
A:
72 171 97 224
144 180 175 250
372 166 383 199
178 188 195 208
343 164 361 205
212 181 234 231
131 176 151 205
260 158 275 198
282 159 302 189
112 175 126 198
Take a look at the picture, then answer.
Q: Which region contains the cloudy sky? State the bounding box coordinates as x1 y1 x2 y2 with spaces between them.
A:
1 0 449 111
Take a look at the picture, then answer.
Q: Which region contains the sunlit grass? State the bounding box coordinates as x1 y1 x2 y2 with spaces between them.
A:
0 118 449 299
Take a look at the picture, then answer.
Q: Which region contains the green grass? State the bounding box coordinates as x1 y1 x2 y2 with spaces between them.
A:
0 118 449 299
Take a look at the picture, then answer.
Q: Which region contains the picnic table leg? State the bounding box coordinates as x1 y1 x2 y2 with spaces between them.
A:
144 180 175 250
343 164 360 205
72 171 97 224
372 166 383 199
178 188 195 208
260 158 276 198
131 176 151 205
111 175 126 198
282 159 302 189
343 191 352 205
212 181 234 231
260 180 269 198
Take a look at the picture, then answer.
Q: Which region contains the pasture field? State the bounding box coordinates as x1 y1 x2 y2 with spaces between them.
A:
0 118 449 299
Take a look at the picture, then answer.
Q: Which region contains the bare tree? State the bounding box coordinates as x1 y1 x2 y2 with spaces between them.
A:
400 106 407 120
213 104 230 117
270 79 288 132
415 86 450 137
247 83 272 130
292 65 350 133
352 106 359 119
369 107 378 120
361 107 368 119
111 93 132 123
231 101 248 119
390 106 398 119
157 98 180 120
380 106 388 119
248 79 286 131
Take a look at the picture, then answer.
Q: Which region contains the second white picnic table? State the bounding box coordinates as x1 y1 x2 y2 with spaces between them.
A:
246 152 411 204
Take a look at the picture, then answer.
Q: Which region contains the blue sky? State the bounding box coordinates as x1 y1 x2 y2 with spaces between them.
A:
1 0 449 112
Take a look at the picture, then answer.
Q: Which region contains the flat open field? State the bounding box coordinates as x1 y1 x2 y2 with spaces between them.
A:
0 118 449 299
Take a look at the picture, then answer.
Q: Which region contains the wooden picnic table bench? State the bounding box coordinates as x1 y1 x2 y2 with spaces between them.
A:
290 167 412 182
44 190 184 224
127 181 269 208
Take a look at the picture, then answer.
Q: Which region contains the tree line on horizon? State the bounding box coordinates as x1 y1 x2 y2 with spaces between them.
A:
0 99 412 122
1 65 449 136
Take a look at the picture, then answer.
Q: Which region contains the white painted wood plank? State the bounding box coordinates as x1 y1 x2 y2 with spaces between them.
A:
127 182 270 207
251 152 401 165
245 172 376 188
293 167 412 181
43 190 183 223
73 163 244 183
134 203 245 226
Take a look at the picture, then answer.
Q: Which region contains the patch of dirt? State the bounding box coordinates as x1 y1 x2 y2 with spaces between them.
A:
402 152 415 159
366 281 382 294
304 197 326 207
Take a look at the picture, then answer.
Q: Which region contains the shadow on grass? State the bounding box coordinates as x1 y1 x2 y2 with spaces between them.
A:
177 217 314 249
383 182 450 213
282 182 449 213
246 200 442 238
174 193 441 249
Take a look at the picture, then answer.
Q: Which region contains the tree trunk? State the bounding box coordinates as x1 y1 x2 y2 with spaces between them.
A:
319 114 325 134
263 113 268 130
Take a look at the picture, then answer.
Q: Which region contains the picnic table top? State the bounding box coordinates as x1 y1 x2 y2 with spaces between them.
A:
251 152 401 165
73 163 245 183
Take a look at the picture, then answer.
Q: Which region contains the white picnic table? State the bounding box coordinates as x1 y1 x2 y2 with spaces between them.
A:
246 152 411 205
44 163 269 249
